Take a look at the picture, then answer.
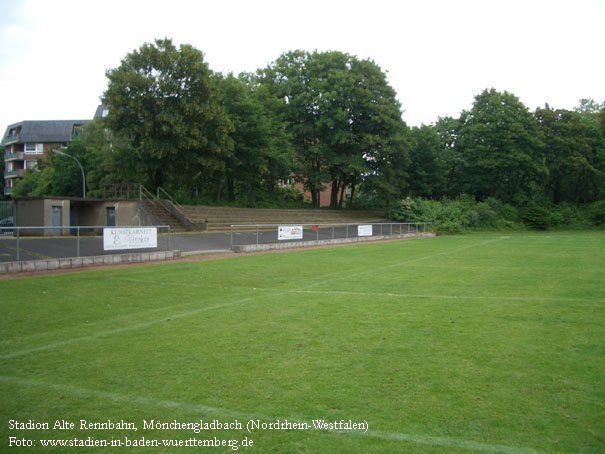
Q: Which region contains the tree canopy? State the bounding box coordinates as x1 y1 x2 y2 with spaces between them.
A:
11 39 605 217
103 38 232 189
258 50 409 207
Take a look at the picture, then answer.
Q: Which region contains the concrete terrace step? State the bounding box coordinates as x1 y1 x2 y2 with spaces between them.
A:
180 206 388 232
184 206 385 216
141 200 188 232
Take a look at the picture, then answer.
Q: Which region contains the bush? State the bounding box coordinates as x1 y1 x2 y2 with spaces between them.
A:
390 196 603 233
522 202 551 230
585 200 605 225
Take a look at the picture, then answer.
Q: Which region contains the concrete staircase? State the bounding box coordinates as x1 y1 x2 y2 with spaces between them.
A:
140 200 188 233
182 206 387 232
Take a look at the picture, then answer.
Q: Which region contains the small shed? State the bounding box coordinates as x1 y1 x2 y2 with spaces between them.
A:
14 196 154 236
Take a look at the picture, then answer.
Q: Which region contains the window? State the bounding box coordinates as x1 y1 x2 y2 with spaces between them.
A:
6 179 13 188
72 125 84 137
25 160 37 170
24 143 42 154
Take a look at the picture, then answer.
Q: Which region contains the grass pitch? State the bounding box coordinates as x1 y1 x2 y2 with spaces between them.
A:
1 233 604 453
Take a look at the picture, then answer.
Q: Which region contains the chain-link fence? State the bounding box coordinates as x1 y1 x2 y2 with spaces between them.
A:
0 226 171 263
230 222 431 248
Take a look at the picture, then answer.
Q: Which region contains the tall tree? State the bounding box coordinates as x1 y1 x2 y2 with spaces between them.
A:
214 73 293 202
574 99 605 202
103 38 232 189
457 89 547 203
434 116 465 197
408 125 445 198
259 50 409 207
535 106 598 203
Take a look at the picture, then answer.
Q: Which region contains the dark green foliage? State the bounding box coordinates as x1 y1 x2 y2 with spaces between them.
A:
11 39 604 218
522 201 551 230
535 106 600 204
258 50 410 208
103 38 232 189
584 200 605 225
389 195 526 234
457 89 547 203
211 73 294 204
408 125 445 198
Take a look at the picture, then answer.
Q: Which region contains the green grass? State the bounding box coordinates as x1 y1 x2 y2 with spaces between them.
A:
1 232 604 453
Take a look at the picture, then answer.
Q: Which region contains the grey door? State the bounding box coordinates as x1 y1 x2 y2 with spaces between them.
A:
52 206 62 236
106 207 116 226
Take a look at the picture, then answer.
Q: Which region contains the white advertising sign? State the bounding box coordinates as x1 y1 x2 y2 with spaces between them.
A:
278 225 304 241
103 227 157 251
358 225 373 237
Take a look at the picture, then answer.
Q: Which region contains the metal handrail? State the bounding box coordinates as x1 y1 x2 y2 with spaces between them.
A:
139 184 155 202
230 222 432 247
157 186 186 215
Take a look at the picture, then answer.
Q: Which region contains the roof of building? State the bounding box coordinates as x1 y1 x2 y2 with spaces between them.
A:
94 105 109 119
1 120 91 145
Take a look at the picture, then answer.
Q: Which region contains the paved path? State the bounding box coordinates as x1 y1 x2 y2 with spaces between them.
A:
0 224 421 263
0 232 232 263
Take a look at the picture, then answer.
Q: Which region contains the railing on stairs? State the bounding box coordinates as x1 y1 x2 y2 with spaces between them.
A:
156 187 196 231
139 185 157 216
104 184 194 230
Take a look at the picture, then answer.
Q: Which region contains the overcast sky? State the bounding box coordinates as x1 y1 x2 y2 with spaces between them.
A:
1 0 604 133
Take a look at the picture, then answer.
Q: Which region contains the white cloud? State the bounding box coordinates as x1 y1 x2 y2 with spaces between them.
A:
0 0 603 131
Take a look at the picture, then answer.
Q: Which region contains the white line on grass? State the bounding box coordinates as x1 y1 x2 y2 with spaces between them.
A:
0 288 256 347
0 237 510 359
302 236 510 291
0 375 544 454
287 289 604 304
0 290 290 360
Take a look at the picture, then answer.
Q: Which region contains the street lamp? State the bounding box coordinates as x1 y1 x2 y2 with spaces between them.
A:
52 149 86 198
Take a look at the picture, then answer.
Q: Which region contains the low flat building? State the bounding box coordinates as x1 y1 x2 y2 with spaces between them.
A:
14 196 156 236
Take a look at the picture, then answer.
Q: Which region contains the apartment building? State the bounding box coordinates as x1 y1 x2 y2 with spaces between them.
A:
2 120 90 196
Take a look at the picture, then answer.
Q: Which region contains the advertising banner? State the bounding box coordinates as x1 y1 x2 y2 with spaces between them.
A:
103 227 157 251
278 225 304 241
358 225 373 237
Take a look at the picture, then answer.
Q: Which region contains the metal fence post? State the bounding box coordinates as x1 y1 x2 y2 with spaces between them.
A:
346 224 349 238
167 226 171 251
77 226 80 257
230 225 233 248
16 227 20 262
256 225 259 245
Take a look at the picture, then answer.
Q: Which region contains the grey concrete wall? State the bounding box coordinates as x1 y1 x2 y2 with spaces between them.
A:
0 250 182 274
115 201 145 226
77 202 106 226
16 199 44 230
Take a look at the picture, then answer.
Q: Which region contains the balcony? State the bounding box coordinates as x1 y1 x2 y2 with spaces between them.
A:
4 169 25 179
2 134 19 145
3 187 13 196
4 152 24 161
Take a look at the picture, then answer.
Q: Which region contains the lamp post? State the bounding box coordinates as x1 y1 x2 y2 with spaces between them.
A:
52 149 86 198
